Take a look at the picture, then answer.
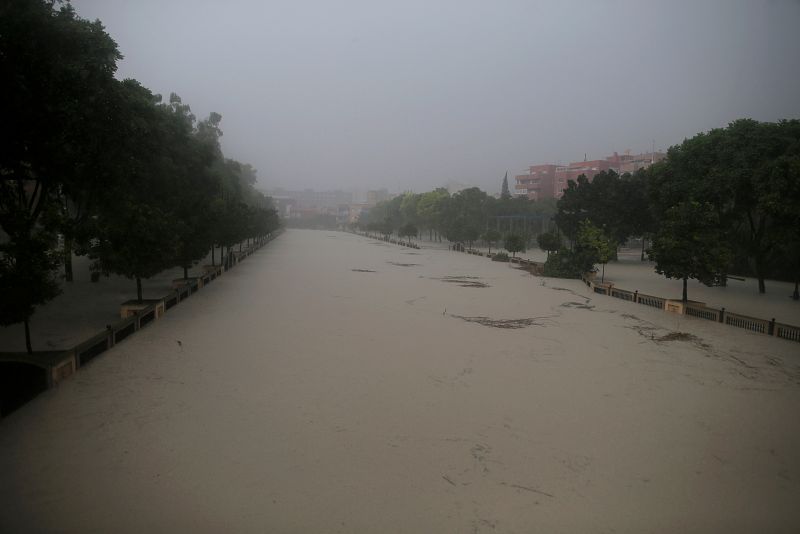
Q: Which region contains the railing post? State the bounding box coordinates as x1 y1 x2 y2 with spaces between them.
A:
769 318 775 336
633 290 638 303
719 307 725 323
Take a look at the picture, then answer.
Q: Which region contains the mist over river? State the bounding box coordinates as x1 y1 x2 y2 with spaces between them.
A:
1 229 798 532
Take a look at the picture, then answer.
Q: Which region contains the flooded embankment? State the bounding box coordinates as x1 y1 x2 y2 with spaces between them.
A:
1 229 799 532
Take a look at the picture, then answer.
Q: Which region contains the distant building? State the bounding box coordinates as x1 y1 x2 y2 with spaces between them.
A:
366 189 390 206
514 164 557 201
269 196 297 217
617 151 666 174
347 204 370 224
515 150 666 199
554 158 614 198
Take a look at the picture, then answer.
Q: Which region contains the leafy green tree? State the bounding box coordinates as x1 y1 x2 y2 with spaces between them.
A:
91 202 180 303
543 248 594 279
482 229 502 254
250 204 280 242
577 221 616 283
554 170 637 251
416 189 449 240
399 193 420 228
649 201 733 302
1 0 122 334
88 82 189 301
161 102 218 278
554 175 591 243
442 188 490 246
0 228 61 353
536 231 562 259
398 223 418 243
618 170 656 260
650 119 800 293
504 234 526 258
757 138 800 299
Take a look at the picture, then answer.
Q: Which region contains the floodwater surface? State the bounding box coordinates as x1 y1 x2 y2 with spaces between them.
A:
1 229 799 532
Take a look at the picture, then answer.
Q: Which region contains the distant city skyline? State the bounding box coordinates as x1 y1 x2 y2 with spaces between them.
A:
72 0 800 194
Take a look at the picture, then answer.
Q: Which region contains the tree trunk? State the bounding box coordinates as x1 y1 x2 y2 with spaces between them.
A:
64 235 73 282
211 246 216 266
183 266 188 279
24 318 33 354
601 263 605 284
792 278 799 301
682 277 688 302
640 237 646 261
136 277 143 303
753 253 767 294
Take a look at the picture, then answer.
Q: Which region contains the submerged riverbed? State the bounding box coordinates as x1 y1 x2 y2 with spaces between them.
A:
1 229 799 532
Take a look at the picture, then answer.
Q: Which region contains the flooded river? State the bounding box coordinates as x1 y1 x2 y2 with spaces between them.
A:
1 229 799 532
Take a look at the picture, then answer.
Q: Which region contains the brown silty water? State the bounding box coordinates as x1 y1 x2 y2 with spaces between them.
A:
1 229 799 532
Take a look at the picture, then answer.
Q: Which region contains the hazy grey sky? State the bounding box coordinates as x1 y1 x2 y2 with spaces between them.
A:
73 0 800 194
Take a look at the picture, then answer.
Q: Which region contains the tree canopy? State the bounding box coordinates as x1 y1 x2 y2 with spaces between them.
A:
0 0 281 351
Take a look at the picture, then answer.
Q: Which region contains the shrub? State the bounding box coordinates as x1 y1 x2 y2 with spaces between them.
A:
537 231 562 258
492 252 509 262
504 234 526 257
542 249 594 278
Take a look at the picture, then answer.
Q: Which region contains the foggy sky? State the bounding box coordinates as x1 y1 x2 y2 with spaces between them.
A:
72 0 800 194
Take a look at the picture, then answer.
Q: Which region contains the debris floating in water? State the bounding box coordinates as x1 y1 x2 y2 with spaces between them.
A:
450 315 544 329
437 276 489 288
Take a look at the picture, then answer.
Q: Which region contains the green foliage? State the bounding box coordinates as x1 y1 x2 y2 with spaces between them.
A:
549 119 800 293
554 175 590 242
90 202 180 291
0 0 120 343
648 201 733 300
542 222 615 280
482 228 502 253
576 221 616 265
536 231 562 256
492 252 509 262
554 170 650 246
575 221 616 282
0 0 281 343
362 186 555 245
0 229 61 331
503 234 526 257
398 223 418 241
542 249 593 278
648 119 800 292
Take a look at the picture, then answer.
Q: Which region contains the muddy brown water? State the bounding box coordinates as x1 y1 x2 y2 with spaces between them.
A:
1 229 798 532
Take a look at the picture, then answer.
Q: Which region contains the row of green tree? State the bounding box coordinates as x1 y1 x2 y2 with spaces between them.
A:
0 1 280 352
550 119 799 300
360 120 798 302
359 186 556 246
